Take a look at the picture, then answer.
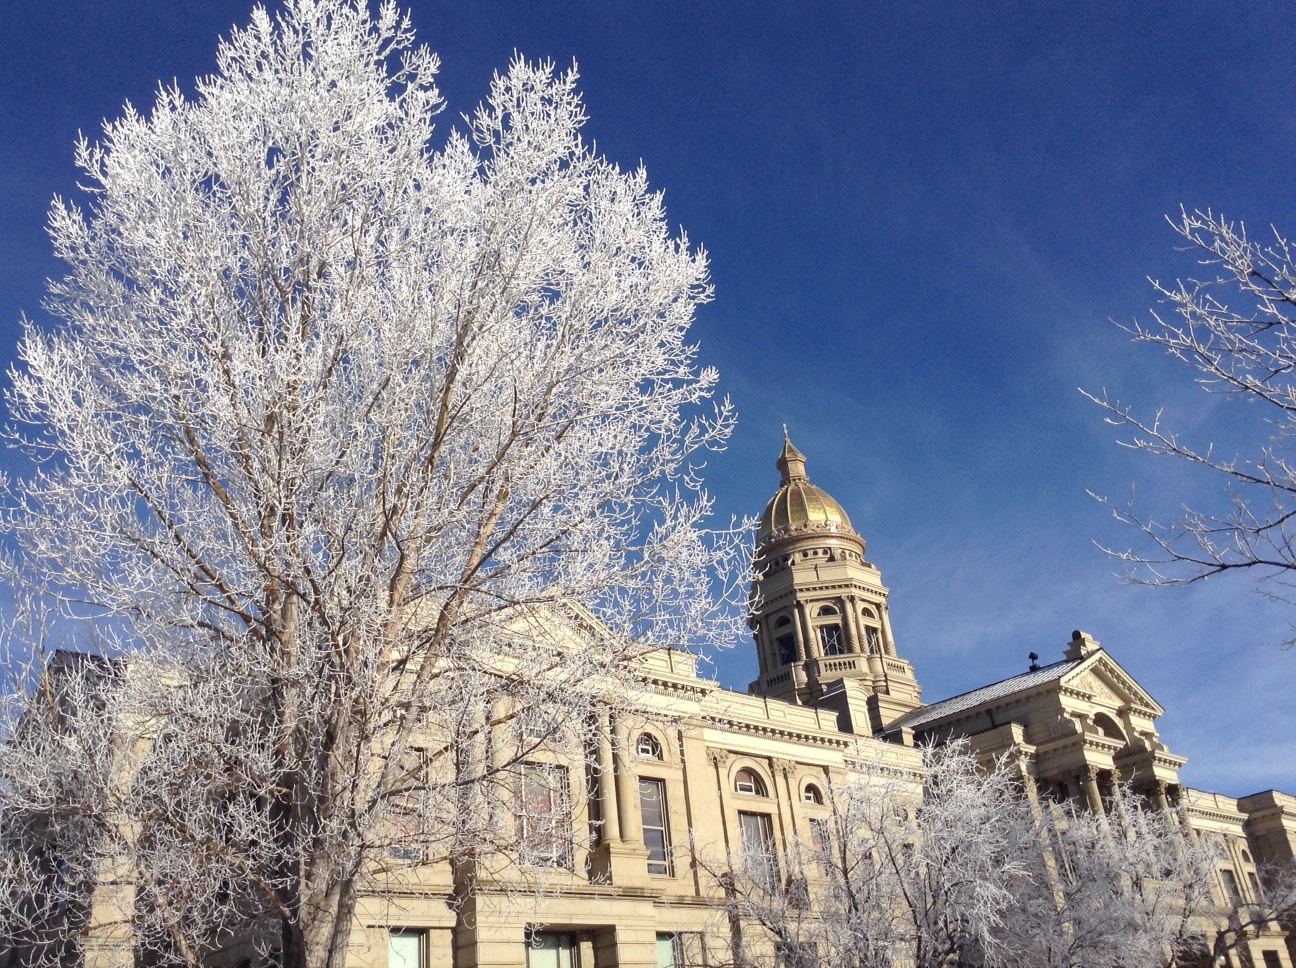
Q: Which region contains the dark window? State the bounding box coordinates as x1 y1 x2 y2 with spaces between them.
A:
777 634 798 665
864 626 881 654
640 777 672 875
1220 868 1241 902
388 747 428 860
802 784 823 805
818 624 843 656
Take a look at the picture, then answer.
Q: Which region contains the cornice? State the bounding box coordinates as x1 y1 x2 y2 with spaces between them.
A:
702 713 853 750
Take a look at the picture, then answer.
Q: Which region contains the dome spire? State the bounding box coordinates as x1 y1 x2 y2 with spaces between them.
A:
759 430 857 548
777 427 808 484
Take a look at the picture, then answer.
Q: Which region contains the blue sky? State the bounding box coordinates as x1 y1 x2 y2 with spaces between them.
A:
3 0 1295 796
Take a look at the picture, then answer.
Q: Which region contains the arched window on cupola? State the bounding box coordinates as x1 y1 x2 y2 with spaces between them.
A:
814 604 845 656
774 615 797 665
860 606 883 655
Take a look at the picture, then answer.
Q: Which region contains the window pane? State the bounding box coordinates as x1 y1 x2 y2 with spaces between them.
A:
864 627 881 653
777 634 797 664
818 624 843 656
516 764 571 867
390 930 422 968
738 812 778 887
656 934 676 968
527 933 577 968
1221 868 1241 901
640 778 672 875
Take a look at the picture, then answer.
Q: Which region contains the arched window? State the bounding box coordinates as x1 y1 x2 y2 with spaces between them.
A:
734 768 768 797
802 783 824 805
860 607 882 654
1092 713 1126 742
636 732 663 759
815 604 839 617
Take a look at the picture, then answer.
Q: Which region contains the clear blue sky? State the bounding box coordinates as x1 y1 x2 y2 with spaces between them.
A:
3 0 1294 796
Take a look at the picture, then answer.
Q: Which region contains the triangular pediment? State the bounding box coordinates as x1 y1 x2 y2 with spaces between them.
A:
1059 651 1162 716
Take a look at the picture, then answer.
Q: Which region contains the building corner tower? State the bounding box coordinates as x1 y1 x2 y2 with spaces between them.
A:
748 433 922 735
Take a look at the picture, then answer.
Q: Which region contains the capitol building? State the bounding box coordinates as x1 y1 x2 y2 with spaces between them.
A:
14 436 1296 968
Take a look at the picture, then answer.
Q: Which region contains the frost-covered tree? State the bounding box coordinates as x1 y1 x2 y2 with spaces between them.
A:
701 742 1040 968
1087 209 1296 636
703 747 1287 968
1006 786 1223 968
0 2 737 965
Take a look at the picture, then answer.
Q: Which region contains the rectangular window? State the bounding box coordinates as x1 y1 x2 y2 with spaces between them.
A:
527 932 577 968
389 929 424 968
657 933 705 968
777 634 797 665
656 934 676 968
388 747 428 861
640 777 673 875
516 763 571 868
738 811 778 889
818 624 843 656
1220 867 1241 902
808 817 831 869
1263 953 1283 968
864 627 881 654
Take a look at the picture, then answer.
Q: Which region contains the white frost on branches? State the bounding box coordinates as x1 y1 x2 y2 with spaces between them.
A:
0 1 739 965
1087 208 1296 634
702 743 1278 968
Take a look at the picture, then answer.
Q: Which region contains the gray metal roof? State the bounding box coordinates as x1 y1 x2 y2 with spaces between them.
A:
888 657 1082 733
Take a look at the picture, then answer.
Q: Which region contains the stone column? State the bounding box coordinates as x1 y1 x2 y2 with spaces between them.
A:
613 717 642 844
842 596 862 653
596 714 622 844
771 757 797 854
880 605 898 657
796 602 814 660
1080 765 1105 816
1151 780 1169 812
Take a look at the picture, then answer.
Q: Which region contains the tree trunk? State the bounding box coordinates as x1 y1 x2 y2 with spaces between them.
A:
280 872 359 968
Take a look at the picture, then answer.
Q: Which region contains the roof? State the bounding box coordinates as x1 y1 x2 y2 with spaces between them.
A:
757 433 857 544
888 656 1082 733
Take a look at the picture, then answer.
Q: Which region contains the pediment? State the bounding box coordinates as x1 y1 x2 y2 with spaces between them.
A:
1060 652 1162 717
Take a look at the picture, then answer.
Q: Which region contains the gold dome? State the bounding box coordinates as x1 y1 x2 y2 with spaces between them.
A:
756 434 857 545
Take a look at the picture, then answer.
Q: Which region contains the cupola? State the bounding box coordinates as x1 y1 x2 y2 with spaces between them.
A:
756 432 864 556
748 431 922 734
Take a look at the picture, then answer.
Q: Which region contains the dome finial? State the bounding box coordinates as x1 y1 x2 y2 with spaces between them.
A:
776 429 808 484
